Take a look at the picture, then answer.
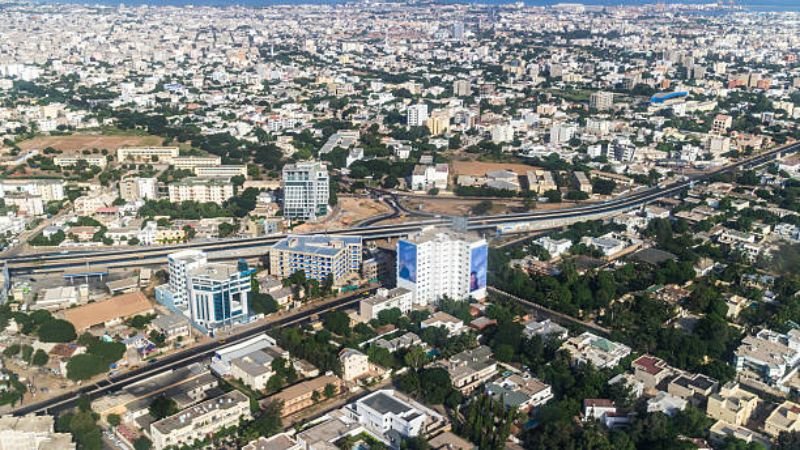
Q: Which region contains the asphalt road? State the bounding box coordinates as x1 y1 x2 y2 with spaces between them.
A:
6 140 796 275
11 288 375 417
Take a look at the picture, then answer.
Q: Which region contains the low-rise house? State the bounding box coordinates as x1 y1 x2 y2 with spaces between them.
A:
342 389 447 447
734 328 800 386
437 346 497 394
485 373 553 412
522 318 568 341
561 332 631 369
421 311 465 337
709 420 770 448
374 332 422 353
647 391 687 417
340 348 369 382
706 382 760 426
765 400 800 437
534 236 573 258
583 398 616 421
263 375 342 417
667 373 719 405
632 355 674 390
243 433 302 450
359 287 413 321
149 313 191 344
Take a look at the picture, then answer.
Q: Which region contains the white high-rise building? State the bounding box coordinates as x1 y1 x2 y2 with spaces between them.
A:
396 227 488 306
407 104 429 127
164 250 207 310
281 161 329 220
549 123 577 145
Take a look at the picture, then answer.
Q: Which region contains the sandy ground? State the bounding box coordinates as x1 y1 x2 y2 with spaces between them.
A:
17 134 163 154
401 196 582 216
451 160 542 176
293 197 392 232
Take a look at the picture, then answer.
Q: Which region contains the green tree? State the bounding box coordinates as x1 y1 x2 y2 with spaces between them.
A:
133 436 152 450
107 413 121 428
37 319 76 343
149 395 178 420
32 349 49 366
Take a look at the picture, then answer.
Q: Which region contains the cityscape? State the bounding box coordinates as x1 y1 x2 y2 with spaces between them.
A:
0 0 799 449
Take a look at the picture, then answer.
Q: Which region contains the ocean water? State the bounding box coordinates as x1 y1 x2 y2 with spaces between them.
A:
33 0 800 12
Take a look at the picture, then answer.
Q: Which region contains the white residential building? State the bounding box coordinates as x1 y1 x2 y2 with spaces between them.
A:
0 179 64 202
281 161 329 220
561 332 632 369
117 146 179 163
407 104 429 127
150 391 251 450
340 348 370 381
397 227 488 306
168 178 234 203
119 177 158 202
359 287 413 321
0 415 75 450
343 390 444 446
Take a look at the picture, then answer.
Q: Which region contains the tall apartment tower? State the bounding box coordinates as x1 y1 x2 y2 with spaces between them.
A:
281 161 329 220
164 249 208 310
589 91 614 111
407 104 429 127
453 79 472 97
396 227 488 306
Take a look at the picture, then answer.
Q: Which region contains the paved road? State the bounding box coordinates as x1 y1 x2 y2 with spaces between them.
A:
11 288 375 417
5 140 796 276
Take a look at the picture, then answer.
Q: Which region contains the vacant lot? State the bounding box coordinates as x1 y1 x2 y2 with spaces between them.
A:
294 197 392 232
17 134 163 155
452 160 540 176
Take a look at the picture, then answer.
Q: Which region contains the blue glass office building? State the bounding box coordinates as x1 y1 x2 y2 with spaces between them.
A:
188 262 254 331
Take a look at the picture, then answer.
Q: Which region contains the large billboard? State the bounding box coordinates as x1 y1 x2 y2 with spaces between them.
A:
469 244 488 293
398 241 417 283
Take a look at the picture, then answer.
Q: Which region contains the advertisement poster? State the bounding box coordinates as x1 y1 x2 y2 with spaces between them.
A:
469 244 488 292
398 241 417 283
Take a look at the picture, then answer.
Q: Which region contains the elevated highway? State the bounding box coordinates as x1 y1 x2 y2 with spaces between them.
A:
3 141 797 276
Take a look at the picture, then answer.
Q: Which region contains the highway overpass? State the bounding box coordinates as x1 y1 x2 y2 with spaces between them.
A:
2 141 797 277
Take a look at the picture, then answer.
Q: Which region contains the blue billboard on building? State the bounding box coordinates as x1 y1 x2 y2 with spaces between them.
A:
469 244 488 293
398 241 417 283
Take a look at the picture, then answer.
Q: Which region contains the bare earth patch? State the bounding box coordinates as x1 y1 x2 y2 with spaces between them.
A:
451 160 541 177
293 197 392 233
17 134 163 154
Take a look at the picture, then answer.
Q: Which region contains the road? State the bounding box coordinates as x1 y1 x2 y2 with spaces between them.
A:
4 141 795 276
11 288 375 417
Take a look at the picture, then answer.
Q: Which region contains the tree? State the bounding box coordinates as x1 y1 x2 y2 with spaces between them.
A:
471 200 493 215
37 319 76 343
323 311 351 336
66 354 108 381
107 414 121 428
149 395 179 420
544 189 562 203
32 349 49 366
133 436 152 450
457 394 518 450
324 383 336 398
404 346 428 370
592 178 616 195
240 401 283 445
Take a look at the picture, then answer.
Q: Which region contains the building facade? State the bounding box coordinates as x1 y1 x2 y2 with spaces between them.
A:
269 235 362 284
281 161 329 220
188 261 254 330
396 227 488 306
